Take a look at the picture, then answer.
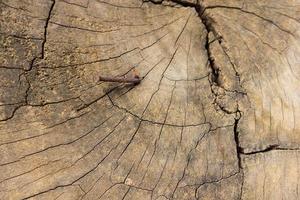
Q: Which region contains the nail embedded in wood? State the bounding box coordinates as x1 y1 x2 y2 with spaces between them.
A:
99 68 142 85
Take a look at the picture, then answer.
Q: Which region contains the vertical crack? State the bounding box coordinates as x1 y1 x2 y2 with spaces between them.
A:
194 2 244 173
25 0 55 72
233 111 242 169
41 0 55 60
145 0 247 197
205 31 220 86
25 0 55 90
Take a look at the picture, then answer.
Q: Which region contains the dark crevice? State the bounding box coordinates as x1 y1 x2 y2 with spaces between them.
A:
196 5 246 184
240 145 300 155
205 32 220 86
170 0 199 8
241 144 280 155
234 111 242 169
41 0 55 59
145 0 163 5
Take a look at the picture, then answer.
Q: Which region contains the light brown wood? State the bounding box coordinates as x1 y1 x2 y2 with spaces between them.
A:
0 0 299 199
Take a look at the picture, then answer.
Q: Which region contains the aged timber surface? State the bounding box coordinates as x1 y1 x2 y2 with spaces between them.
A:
0 0 299 199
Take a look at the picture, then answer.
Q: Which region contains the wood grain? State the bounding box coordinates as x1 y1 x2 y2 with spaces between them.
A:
0 0 299 199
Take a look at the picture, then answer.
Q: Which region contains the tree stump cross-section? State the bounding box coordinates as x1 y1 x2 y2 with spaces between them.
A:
0 0 300 199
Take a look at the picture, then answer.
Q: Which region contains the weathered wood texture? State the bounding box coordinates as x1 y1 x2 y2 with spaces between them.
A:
0 0 299 199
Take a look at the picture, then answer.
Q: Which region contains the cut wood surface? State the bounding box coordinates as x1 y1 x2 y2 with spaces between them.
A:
0 0 299 199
